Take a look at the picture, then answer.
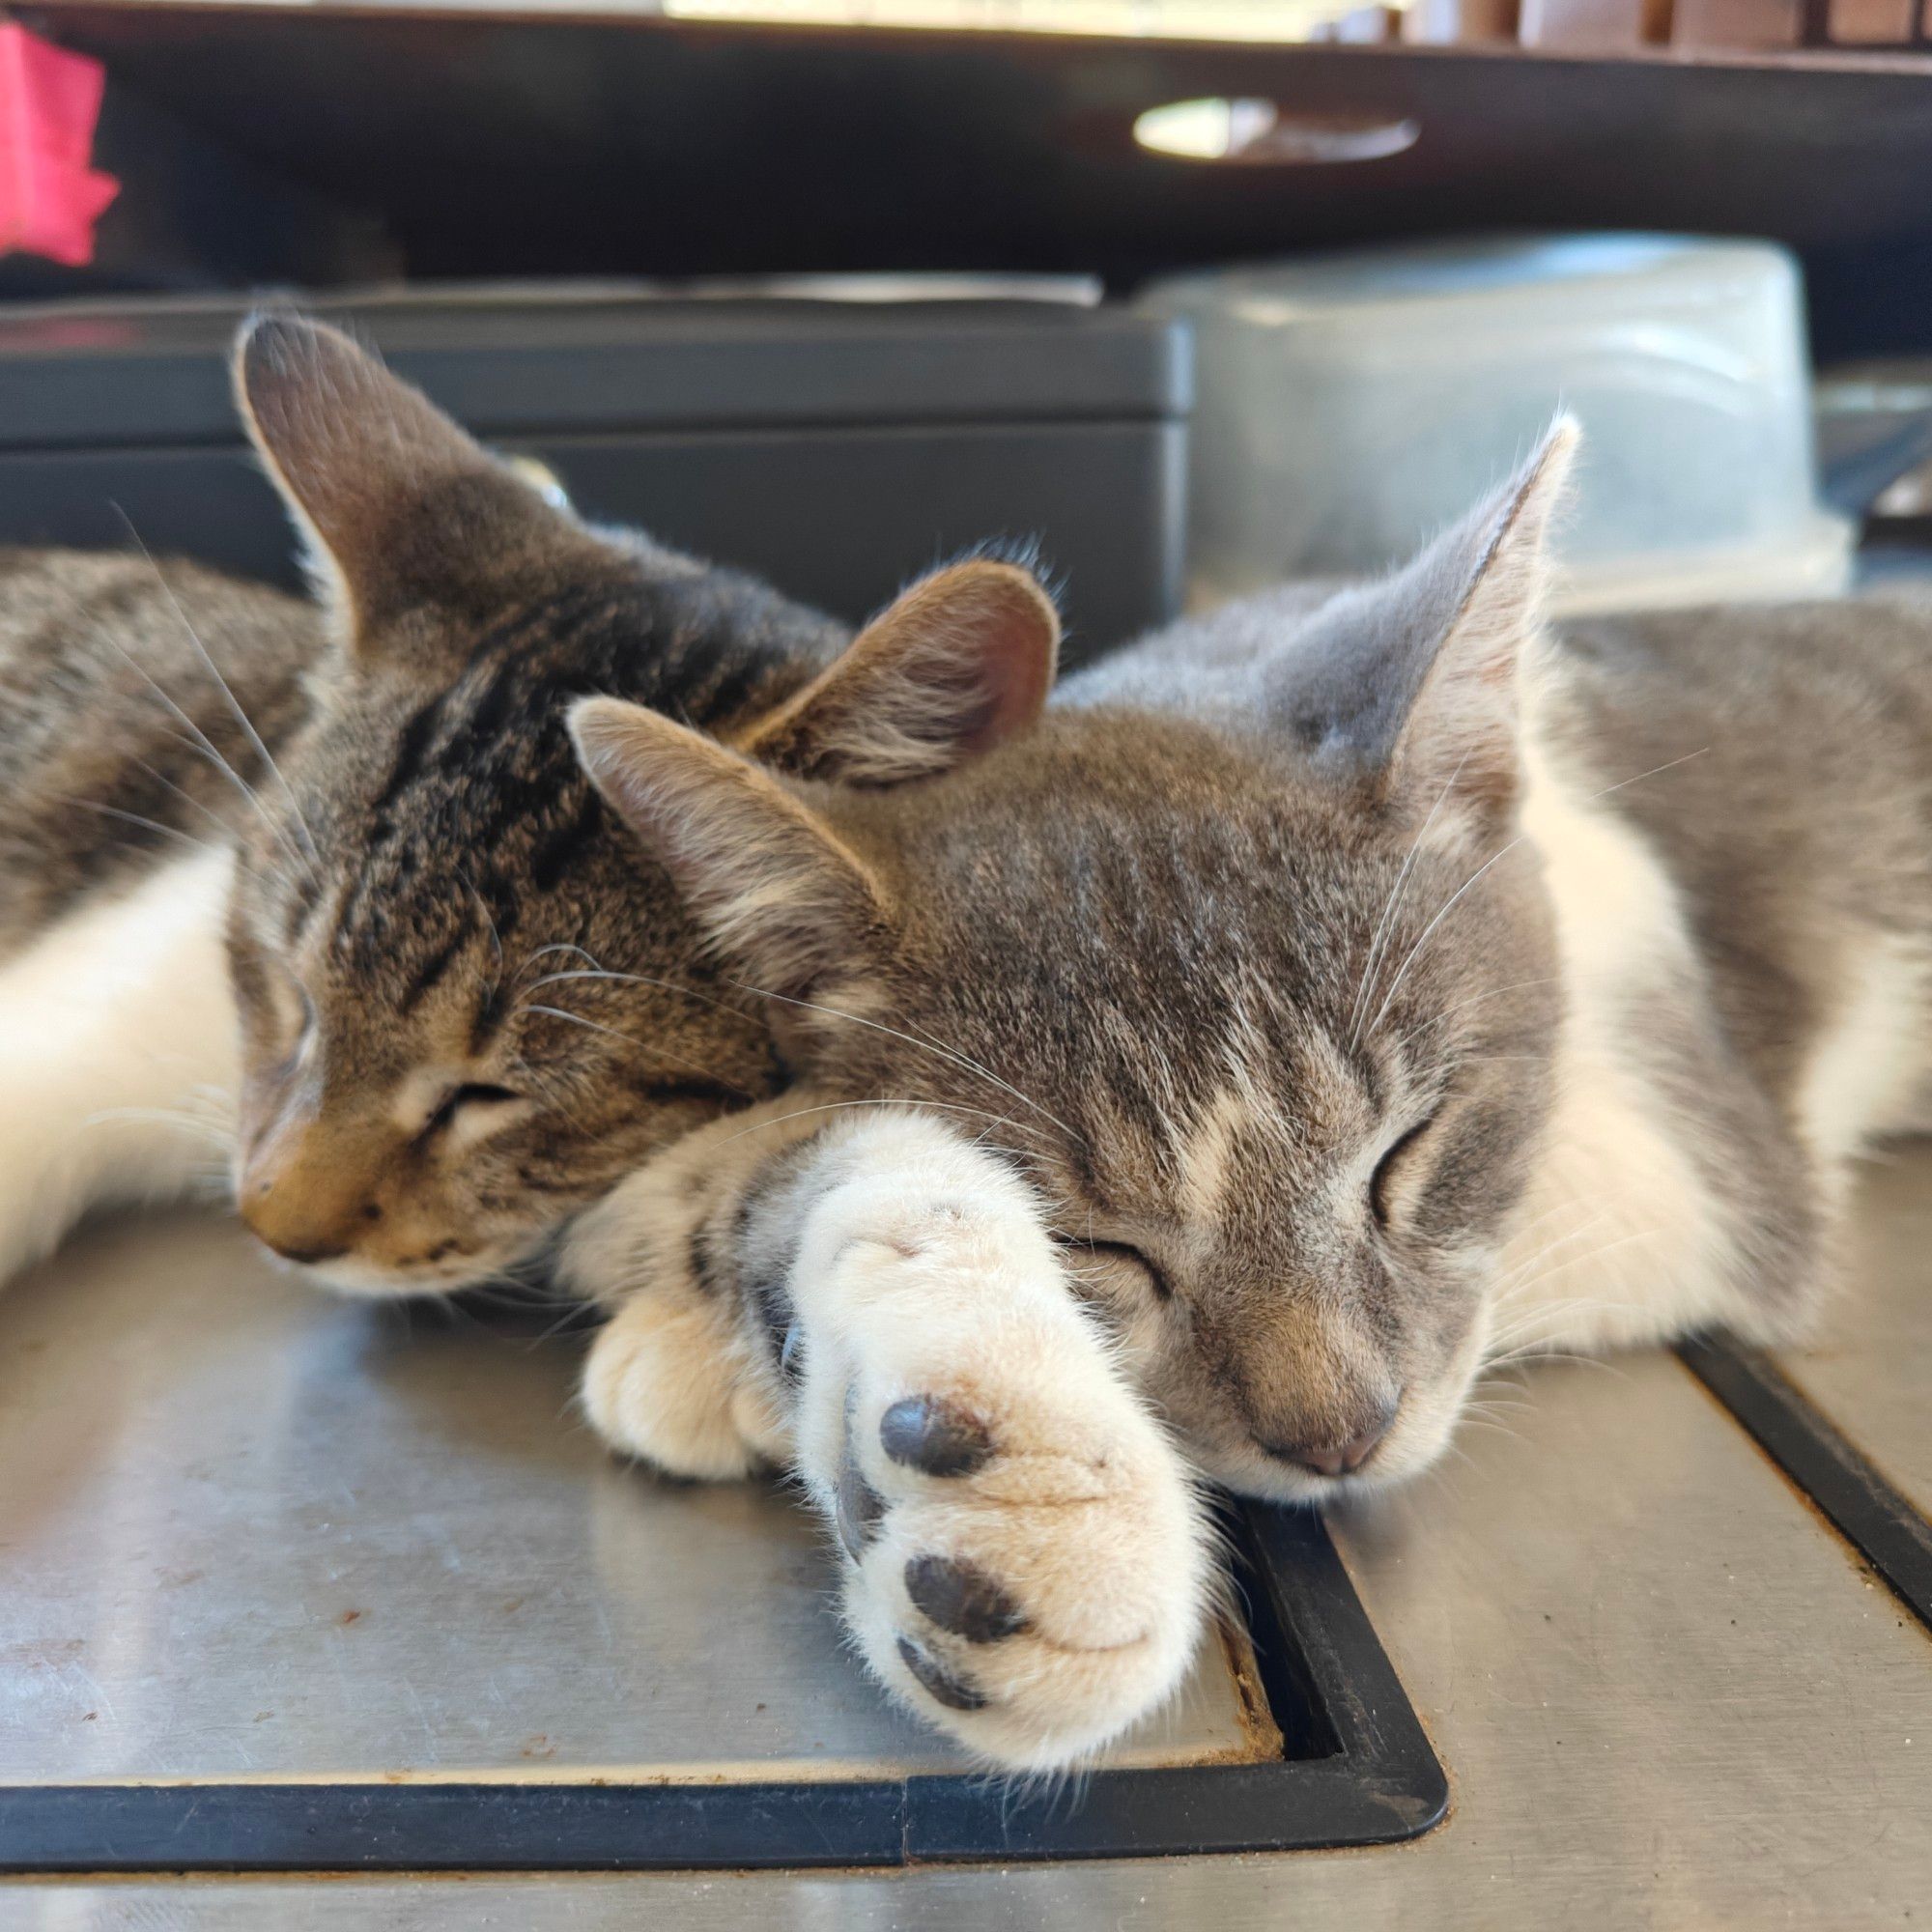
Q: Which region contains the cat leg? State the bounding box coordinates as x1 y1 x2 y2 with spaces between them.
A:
563 1101 1213 1770
0 847 240 1284
755 1111 1211 1770
578 1286 780 1482
560 1099 813 1481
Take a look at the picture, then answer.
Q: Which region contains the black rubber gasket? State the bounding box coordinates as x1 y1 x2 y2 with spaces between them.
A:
1680 1336 1932 1632
0 1504 1444 1873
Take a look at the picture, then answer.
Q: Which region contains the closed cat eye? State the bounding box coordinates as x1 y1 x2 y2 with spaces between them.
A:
1053 1234 1174 1301
271 975 317 1063
424 1083 523 1136
1369 1115 1437 1229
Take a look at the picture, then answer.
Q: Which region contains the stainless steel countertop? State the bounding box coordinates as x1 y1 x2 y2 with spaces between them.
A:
0 1213 1257 1786
6 1152 1931 1929
1776 1143 1932 1521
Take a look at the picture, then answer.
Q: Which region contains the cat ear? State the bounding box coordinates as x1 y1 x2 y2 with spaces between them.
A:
733 558 1060 785
233 312 574 654
569 696 887 1002
1266 417 1577 833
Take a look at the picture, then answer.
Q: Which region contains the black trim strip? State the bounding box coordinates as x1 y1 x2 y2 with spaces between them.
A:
1679 1336 1932 1632
0 1506 1443 1873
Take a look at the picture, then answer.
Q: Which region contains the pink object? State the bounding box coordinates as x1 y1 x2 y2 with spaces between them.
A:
0 25 120 268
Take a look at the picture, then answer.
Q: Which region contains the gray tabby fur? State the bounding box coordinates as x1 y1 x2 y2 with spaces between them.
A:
571 423 1932 1510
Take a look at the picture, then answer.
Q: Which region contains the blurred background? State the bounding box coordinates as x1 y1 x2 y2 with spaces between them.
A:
4 2 1931 658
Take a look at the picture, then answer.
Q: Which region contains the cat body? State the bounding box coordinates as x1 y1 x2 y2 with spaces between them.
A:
1507 594 1932 1353
0 552 315 1270
567 429 1932 1764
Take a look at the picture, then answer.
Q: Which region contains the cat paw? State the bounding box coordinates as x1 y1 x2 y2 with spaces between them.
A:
818 1321 1209 1770
580 1288 786 1482
561 1110 806 1484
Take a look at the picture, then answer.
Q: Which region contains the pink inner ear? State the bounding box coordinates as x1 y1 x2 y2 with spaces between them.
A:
956 577 1057 753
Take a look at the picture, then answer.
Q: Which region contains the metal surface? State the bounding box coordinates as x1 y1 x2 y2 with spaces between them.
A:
7 1159 1932 1923
1776 1139 1932 1521
1679 1336 1932 1631
0 1210 1258 1787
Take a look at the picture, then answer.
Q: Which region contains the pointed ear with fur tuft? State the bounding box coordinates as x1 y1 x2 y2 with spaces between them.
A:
233 312 578 656
733 557 1060 785
1264 417 1577 838
570 696 889 1003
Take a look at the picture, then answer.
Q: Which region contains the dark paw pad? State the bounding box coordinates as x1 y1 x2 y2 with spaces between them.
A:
905 1554 1026 1644
878 1395 992 1477
836 1444 886 1561
895 1636 987 1712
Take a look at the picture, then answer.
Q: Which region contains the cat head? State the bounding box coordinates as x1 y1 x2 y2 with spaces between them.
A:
224 314 1059 1297
573 425 1576 1497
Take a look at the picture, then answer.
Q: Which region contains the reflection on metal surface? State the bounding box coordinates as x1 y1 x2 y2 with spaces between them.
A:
0 1210 1258 1787
13 1242 1931 1918
1680 1337 1932 1631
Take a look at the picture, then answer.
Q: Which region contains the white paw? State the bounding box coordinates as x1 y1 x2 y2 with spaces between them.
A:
793 1199 1211 1771
580 1290 786 1483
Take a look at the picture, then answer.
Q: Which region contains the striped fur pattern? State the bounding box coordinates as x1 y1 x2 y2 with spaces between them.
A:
0 317 1057 1294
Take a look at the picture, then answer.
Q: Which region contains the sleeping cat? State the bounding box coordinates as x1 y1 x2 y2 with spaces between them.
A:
560 422 1932 1769
0 314 1059 1293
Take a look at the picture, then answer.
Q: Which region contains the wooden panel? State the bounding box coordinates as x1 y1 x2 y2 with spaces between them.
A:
1829 0 1918 38
1673 0 1804 43
1520 0 1669 45
1399 0 1522 39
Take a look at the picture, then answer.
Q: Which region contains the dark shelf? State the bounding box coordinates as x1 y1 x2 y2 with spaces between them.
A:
26 8 1932 356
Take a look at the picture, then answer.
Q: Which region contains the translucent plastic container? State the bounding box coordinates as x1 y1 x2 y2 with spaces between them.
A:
1141 236 1852 615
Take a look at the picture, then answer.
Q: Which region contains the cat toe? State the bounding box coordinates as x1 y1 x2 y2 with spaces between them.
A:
877 1393 994 1476
894 1636 988 1712
903 1552 1028 1643
835 1427 886 1559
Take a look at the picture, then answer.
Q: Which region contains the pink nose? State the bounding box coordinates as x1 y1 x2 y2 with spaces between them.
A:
1263 1399 1398 1479
1289 1428 1385 1479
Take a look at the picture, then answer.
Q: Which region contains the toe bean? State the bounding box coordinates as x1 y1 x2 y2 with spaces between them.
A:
904 1553 1026 1643
895 1636 987 1712
878 1394 992 1477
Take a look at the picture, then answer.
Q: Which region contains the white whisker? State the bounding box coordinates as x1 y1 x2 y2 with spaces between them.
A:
113 508 320 867
72 596 310 884
1348 752 1470 1051
67 801 214 856
1585 747 1709 802
731 980 1088 1151
711 1096 1049 1154
1363 835 1528 1042
518 1004 756 1098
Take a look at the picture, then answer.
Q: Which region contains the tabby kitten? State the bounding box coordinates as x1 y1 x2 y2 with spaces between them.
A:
563 422 1932 1768
0 315 1058 1293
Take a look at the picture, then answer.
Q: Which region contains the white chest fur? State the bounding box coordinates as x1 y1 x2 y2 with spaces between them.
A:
0 847 240 1282
1494 726 1753 1356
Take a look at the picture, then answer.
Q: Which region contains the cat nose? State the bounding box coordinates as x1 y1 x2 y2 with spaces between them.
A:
238 1154 376 1269
1262 1399 1399 1479
238 1191 355 1266
251 1228 351 1266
